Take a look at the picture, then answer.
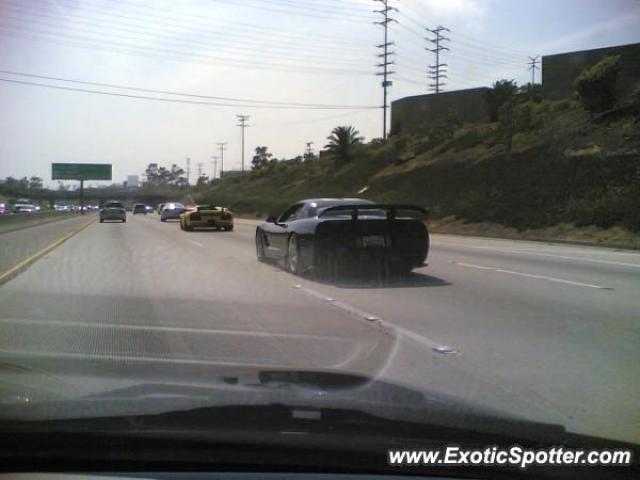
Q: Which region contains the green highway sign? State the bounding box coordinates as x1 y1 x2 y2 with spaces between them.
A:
52 163 112 181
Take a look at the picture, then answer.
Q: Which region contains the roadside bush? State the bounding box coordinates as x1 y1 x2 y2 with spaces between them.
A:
551 99 574 113
575 55 620 115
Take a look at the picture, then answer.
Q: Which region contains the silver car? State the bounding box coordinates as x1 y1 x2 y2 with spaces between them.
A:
99 201 127 223
160 202 186 221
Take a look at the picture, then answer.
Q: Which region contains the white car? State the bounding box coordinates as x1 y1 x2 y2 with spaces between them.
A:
99 201 127 223
12 201 37 213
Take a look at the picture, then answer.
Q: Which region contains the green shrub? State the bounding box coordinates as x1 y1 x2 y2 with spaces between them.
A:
551 99 574 112
575 55 620 114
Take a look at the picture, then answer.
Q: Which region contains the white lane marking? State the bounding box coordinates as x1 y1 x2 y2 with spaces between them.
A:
452 261 613 290
187 239 203 247
294 285 457 354
0 349 298 368
0 317 343 341
433 241 640 269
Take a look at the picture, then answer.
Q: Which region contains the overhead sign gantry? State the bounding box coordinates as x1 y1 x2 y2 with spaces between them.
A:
52 163 112 213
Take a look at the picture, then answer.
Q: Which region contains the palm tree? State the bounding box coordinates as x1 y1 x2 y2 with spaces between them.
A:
324 126 364 162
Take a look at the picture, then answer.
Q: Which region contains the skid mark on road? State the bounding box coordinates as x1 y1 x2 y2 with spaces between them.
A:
293 284 458 355
452 261 613 290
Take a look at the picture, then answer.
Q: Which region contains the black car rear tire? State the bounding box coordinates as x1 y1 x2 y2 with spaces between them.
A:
161 217 166 222
286 234 300 275
256 231 266 261
99 219 104 223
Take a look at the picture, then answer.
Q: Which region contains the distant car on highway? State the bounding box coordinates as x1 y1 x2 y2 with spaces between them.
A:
53 204 70 212
179 205 234 231
255 198 429 277
160 202 187 221
99 201 126 223
132 203 148 215
0 203 6 215
12 198 38 213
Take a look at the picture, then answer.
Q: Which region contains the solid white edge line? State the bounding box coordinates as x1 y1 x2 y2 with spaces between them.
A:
187 239 203 247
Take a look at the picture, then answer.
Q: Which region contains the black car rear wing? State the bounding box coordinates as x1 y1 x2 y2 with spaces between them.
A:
318 204 428 220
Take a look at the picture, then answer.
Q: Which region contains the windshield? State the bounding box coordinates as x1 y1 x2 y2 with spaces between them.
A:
104 202 124 209
0 0 639 475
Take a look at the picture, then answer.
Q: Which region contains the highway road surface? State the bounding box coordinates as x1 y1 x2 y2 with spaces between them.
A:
0 213 638 443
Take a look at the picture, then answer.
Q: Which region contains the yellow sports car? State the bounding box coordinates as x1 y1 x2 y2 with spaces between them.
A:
179 205 234 231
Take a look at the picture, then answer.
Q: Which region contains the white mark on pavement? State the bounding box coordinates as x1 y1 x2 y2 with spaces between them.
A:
0 317 343 341
187 239 203 248
452 261 613 290
434 241 640 269
294 285 459 355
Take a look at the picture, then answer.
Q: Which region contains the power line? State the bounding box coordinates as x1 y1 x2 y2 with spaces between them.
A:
235 0 376 20
0 70 378 109
426 25 450 94
374 0 397 140
3 2 374 60
236 115 250 172
0 24 374 76
0 17 374 74
0 10 372 68
0 77 380 110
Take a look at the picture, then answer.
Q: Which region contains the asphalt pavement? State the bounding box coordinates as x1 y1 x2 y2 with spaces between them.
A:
0 213 638 443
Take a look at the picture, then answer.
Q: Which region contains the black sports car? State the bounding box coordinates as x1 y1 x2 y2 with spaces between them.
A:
255 198 430 276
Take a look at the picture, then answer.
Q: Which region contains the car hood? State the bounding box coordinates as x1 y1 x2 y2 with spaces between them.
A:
0 363 569 444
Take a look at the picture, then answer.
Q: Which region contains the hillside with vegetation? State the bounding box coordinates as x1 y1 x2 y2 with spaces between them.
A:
200 57 640 247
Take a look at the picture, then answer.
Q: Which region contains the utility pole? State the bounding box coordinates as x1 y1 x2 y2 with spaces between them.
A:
304 141 314 160
185 157 191 185
236 114 250 172
527 55 540 84
196 162 204 182
374 0 396 140
210 156 218 180
426 25 450 94
216 142 227 178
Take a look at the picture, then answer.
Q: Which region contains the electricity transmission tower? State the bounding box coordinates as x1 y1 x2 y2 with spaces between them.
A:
426 26 450 94
236 114 250 172
216 142 227 178
196 162 204 182
374 0 396 140
185 157 191 185
528 55 540 84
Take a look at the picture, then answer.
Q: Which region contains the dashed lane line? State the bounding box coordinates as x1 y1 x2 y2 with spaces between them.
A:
292 284 458 355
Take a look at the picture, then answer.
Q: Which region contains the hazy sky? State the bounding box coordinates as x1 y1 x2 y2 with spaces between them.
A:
0 0 639 186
